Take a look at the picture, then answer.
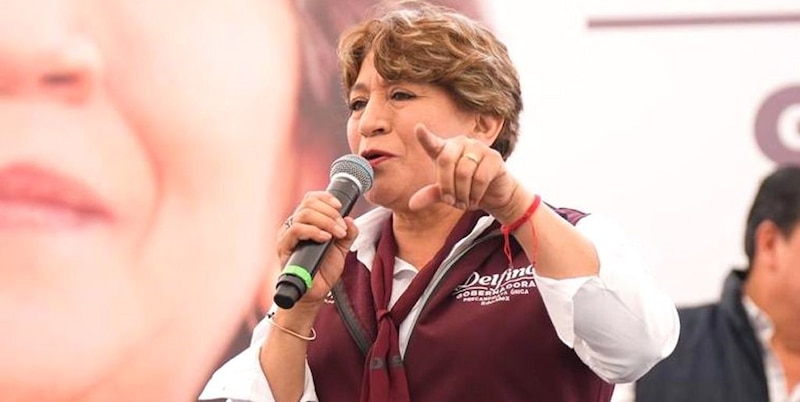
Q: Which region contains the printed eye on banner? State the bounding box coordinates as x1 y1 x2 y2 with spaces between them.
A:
755 85 800 164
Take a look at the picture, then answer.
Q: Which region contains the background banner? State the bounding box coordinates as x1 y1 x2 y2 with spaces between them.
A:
491 0 799 305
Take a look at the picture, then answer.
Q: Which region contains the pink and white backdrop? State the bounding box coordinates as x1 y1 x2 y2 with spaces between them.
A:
489 0 800 306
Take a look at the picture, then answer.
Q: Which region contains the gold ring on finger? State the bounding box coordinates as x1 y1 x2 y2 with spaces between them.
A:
462 153 480 164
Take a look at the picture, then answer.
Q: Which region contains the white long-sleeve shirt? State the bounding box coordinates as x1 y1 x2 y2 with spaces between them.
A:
200 208 680 402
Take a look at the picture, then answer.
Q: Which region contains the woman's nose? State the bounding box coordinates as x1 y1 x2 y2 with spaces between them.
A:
358 98 391 137
0 4 103 104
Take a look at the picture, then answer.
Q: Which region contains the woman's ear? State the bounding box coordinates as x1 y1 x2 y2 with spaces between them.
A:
471 114 504 146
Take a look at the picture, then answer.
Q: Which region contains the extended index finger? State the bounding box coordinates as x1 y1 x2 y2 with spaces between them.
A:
415 123 446 160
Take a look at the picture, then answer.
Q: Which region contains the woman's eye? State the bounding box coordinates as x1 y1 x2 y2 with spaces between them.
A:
349 99 367 111
391 91 415 101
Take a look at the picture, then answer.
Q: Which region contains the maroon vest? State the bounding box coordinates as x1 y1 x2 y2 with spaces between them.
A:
308 208 614 401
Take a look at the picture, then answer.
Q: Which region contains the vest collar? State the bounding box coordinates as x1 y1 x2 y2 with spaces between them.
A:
350 207 497 271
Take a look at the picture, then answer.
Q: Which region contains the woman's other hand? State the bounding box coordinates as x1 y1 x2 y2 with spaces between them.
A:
277 191 359 306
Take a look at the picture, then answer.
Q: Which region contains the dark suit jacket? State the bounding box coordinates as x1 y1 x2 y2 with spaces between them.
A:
635 270 769 402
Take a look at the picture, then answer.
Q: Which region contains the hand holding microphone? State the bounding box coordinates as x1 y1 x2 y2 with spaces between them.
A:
274 154 374 309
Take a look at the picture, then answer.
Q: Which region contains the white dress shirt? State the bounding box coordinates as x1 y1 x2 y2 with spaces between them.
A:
200 208 680 402
744 297 800 402
611 296 800 402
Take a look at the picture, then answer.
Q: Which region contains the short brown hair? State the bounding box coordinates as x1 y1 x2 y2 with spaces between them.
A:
337 0 523 159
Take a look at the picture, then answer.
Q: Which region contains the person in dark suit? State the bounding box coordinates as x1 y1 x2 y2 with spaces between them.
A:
620 165 800 402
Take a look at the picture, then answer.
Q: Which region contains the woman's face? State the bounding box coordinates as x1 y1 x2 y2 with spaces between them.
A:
346 53 480 211
0 0 299 400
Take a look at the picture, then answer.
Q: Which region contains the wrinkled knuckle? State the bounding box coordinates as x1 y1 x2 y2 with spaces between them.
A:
281 227 297 241
455 166 473 181
294 208 310 223
472 173 489 186
303 191 324 203
301 192 315 202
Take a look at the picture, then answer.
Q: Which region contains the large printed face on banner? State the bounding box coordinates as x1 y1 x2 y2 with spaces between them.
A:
0 0 298 400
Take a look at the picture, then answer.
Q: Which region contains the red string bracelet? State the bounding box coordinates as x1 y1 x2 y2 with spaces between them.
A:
500 194 542 267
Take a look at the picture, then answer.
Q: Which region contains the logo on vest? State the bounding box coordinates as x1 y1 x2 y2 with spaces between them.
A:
453 265 537 305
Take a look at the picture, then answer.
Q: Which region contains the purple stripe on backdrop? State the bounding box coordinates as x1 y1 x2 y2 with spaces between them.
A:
587 12 800 29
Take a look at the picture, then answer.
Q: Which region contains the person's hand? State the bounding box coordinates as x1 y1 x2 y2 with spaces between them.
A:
409 124 521 219
277 191 358 306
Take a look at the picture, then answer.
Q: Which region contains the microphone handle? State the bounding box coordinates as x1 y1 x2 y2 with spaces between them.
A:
273 178 361 309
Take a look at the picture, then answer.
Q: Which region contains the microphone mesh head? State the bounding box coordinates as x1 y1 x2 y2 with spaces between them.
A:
330 154 374 193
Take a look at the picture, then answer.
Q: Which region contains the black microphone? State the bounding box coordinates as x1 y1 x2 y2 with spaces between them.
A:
273 154 374 309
